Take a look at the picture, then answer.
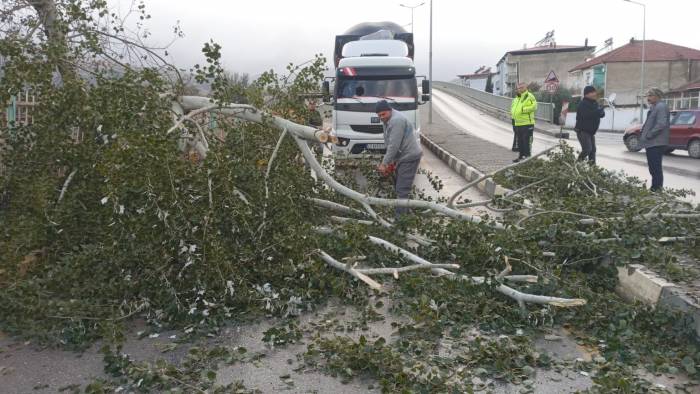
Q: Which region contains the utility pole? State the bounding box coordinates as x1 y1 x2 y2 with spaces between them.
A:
428 0 433 124
399 2 424 34
624 0 646 124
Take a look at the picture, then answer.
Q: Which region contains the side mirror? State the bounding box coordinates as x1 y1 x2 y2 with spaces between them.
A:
322 81 331 103
421 79 430 95
421 94 431 102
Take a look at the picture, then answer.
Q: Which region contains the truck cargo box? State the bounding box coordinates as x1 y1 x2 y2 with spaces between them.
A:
334 21 414 67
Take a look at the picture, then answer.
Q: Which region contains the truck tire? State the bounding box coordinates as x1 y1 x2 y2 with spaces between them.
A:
624 134 642 152
688 139 700 159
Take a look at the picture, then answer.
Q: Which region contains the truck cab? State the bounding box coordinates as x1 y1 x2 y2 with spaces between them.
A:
324 22 430 157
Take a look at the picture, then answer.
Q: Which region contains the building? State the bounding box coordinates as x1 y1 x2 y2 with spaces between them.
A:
665 81 700 111
495 43 595 97
1 57 36 128
457 66 493 91
569 39 700 106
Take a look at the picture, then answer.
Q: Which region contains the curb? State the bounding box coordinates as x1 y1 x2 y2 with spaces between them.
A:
434 85 569 140
563 127 626 135
615 264 676 305
659 286 700 338
419 134 510 198
617 264 700 338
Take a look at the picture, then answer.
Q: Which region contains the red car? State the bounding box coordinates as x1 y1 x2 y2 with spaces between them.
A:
623 109 700 158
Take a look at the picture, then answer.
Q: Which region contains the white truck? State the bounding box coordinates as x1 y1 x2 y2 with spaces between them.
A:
322 22 430 156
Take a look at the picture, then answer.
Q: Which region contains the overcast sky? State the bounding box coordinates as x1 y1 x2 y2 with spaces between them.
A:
127 0 700 81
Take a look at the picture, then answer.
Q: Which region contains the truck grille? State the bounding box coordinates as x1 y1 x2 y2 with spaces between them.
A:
351 144 386 154
350 125 384 134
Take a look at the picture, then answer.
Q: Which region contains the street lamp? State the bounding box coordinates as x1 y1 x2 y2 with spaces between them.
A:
429 0 433 124
399 2 424 34
400 1 431 124
624 0 646 124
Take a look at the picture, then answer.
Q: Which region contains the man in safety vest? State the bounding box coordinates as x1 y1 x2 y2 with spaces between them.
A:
511 82 538 162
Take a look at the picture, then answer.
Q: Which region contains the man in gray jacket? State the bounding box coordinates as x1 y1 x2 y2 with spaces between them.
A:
640 88 671 192
375 100 423 216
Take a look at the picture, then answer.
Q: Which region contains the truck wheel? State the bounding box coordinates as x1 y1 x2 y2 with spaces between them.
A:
688 139 700 159
624 135 642 152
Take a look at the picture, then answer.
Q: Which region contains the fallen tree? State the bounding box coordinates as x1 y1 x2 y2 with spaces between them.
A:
2 2 700 392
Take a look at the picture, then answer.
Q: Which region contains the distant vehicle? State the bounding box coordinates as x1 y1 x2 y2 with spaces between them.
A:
623 109 700 159
322 21 430 157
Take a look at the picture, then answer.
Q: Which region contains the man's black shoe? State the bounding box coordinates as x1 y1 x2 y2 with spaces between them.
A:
512 157 522 163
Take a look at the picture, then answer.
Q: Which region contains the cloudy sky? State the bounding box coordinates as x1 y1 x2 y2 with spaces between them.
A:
128 0 700 81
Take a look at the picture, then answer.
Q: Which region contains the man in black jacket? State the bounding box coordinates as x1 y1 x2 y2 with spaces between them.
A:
574 86 605 163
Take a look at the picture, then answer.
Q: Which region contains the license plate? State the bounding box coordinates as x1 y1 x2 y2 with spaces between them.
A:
371 117 380 123
367 143 385 150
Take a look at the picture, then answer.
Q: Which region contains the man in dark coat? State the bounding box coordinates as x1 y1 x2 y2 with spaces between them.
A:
574 86 605 164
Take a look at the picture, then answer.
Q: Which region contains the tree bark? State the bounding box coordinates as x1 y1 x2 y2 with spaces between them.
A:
30 0 77 83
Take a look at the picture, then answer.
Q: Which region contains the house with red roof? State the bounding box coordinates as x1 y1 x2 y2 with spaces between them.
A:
569 39 700 107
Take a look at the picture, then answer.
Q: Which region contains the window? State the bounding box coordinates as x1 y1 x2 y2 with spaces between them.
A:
688 91 700 109
336 77 417 99
672 111 696 126
680 98 691 109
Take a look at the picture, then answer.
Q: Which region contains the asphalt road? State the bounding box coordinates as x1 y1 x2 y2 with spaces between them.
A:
433 89 700 203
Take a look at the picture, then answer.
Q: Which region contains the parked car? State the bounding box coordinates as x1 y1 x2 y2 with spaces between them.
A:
623 109 700 158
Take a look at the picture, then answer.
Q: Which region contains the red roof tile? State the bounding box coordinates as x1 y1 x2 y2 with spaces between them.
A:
570 40 700 72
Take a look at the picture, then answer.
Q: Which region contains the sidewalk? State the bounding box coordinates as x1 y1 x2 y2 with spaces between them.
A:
419 105 513 174
419 105 512 198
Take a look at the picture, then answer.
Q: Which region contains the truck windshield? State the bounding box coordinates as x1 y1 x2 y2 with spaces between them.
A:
337 77 417 99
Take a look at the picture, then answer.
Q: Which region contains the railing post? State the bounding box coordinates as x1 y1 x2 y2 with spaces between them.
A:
6 95 17 128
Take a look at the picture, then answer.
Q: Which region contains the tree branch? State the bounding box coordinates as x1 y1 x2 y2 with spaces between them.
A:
456 177 548 209
517 210 599 227
57 169 77 204
294 135 501 227
175 96 507 228
355 263 460 275
447 144 559 208
309 198 366 217
366 235 585 307
317 250 382 290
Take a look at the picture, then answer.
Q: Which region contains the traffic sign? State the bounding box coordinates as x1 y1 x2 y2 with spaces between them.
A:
544 82 559 92
544 70 559 92
544 70 559 83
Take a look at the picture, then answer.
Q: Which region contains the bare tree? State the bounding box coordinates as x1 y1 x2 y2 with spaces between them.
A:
1 0 183 84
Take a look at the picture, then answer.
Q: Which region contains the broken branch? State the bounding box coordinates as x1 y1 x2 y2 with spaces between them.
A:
317 250 382 290
448 144 559 208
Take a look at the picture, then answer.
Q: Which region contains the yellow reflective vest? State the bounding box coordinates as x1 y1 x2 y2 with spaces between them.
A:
511 91 538 126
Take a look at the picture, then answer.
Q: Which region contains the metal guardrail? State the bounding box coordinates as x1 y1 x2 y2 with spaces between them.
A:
434 82 555 123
